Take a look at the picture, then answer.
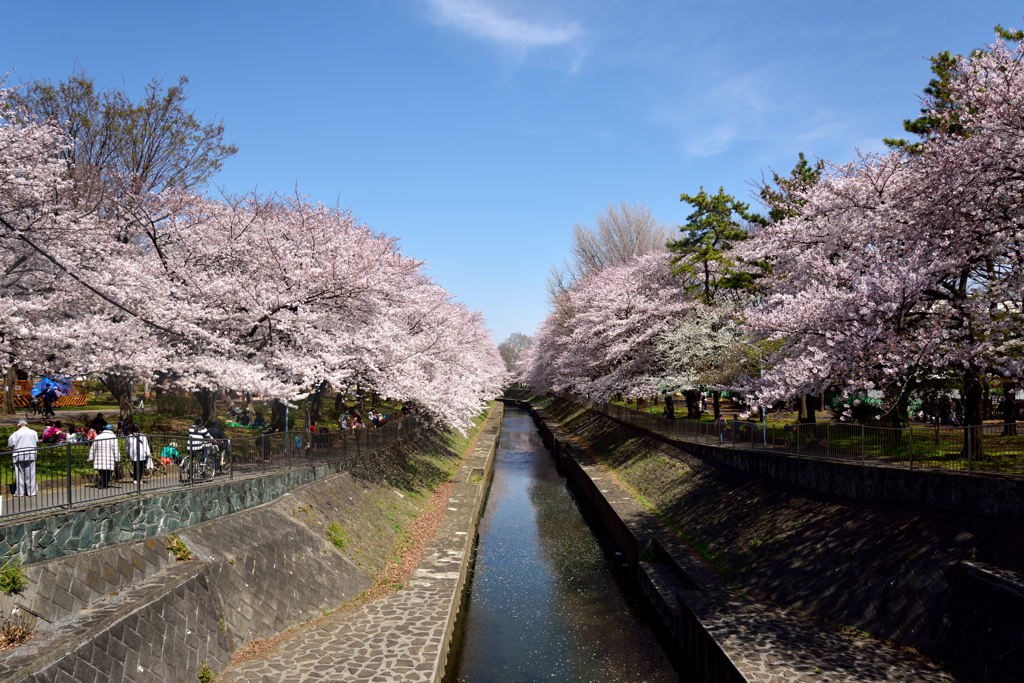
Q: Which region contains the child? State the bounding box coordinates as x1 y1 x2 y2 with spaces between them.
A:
160 441 180 465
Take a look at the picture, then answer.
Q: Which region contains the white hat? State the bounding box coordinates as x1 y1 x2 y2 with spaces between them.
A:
17 419 28 426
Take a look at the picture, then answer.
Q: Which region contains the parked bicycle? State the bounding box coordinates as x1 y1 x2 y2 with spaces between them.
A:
179 445 216 484
143 456 169 479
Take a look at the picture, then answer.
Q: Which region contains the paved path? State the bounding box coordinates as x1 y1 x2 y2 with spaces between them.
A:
0 407 144 428
220 584 452 682
217 406 503 682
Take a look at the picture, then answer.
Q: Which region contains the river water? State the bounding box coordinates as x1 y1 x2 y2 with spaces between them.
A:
448 405 677 682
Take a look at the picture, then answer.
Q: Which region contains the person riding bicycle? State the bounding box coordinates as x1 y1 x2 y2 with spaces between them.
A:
41 384 58 418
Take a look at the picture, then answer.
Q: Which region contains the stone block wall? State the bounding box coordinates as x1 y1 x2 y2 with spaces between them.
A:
0 538 174 628
181 477 373 646
0 456 358 566
0 561 232 683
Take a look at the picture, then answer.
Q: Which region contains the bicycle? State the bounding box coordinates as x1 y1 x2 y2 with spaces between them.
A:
142 456 169 479
25 397 41 421
179 446 216 484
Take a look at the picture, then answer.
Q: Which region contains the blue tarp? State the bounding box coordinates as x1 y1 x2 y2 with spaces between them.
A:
31 376 73 397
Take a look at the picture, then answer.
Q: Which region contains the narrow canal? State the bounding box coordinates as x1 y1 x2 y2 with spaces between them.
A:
447 405 677 682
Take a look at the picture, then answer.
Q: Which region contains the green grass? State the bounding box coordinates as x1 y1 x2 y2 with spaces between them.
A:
0 559 26 595
327 522 348 550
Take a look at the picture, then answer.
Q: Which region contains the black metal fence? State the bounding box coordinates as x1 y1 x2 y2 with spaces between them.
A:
0 416 425 518
576 398 1024 477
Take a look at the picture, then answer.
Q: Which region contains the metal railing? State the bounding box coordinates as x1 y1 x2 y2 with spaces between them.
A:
572 397 1024 477
0 415 425 519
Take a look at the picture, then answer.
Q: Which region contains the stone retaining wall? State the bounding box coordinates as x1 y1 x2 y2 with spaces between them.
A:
0 449 384 565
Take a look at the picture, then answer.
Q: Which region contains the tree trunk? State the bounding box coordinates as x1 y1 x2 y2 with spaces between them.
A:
712 391 721 420
100 374 135 427
334 390 347 415
682 390 701 419
308 382 328 424
270 399 288 430
664 394 675 420
962 367 985 460
983 383 992 421
1003 382 1018 437
244 391 255 422
2 366 17 416
798 393 816 424
191 388 216 425
151 371 169 399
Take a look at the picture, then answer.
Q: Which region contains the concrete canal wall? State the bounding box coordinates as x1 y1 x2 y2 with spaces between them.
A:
0 417 501 683
520 395 1024 683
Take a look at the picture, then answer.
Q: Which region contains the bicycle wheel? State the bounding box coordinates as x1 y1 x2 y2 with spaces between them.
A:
197 458 215 481
179 456 193 484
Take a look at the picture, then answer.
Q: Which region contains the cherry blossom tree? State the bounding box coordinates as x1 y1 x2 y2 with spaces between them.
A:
0 77 504 430
519 252 690 400
739 36 1024 449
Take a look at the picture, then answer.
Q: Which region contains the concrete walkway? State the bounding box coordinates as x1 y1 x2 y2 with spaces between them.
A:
216 406 503 682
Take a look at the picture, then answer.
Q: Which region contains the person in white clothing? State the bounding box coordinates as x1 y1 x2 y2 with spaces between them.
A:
7 420 38 496
126 424 151 484
89 425 120 489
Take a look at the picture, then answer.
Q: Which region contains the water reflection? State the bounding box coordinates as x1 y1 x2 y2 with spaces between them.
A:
450 406 676 682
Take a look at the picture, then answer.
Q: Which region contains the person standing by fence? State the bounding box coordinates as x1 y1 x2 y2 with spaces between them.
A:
126 425 151 484
89 425 119 489
7 419 38 496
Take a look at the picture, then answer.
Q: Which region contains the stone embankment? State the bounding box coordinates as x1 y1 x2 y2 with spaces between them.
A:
0 413 498 683
217 404 502 682
516 397 964 683
548 396 1024 683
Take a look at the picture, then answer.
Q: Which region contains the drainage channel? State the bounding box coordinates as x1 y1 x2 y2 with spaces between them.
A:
445 404 679 682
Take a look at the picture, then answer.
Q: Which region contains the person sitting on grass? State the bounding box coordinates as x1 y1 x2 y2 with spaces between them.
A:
65 425 82 444
42 420 65 443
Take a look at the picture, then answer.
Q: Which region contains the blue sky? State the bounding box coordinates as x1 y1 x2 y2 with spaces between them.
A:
3 1 1018 344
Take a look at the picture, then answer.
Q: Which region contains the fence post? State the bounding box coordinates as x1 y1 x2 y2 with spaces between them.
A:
909 428 914 470
229 440 233 481
968 428 973 475
66 442 73 510
861 424 865 460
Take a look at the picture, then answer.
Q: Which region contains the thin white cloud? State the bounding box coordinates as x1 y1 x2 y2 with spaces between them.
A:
421 0 583 48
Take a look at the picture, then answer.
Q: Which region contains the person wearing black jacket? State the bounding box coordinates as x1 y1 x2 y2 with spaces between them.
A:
90 413 107 433
206 422 226 473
